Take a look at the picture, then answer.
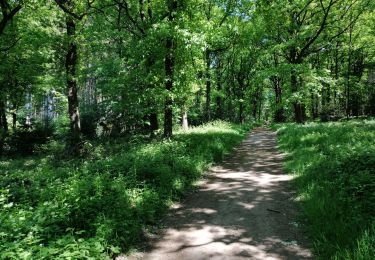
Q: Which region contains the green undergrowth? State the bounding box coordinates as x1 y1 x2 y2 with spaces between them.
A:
276 120 375 259
0 121 251 259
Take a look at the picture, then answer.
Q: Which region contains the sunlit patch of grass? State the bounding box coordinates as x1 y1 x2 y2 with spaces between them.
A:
0 121 251 258
276 120 375 259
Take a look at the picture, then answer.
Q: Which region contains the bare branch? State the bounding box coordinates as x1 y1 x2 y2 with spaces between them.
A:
299 0 338 59
0 36 21 52
114 0 145 35
54 0 87 20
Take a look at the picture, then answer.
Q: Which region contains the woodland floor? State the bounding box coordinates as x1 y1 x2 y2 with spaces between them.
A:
125 128 313 260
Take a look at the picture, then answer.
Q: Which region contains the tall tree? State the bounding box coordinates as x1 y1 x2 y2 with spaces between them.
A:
54 0 91 146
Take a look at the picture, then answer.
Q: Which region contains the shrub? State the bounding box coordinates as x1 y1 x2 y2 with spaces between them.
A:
0 121 251 258
276 120 375 259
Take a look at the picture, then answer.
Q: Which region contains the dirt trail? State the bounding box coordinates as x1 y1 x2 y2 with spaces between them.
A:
127 128 313 260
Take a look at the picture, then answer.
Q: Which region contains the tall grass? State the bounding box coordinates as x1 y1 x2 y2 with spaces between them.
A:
0 121 251 259
276 120 375 259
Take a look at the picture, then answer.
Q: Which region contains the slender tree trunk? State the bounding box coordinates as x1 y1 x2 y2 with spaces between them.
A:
252 96 257 119
0 100 8 132
346 24 353 119
164 37 174 138
12 108 16 129
163 0 177 138
216 98 223 119
181 107 188 131
272 76 284 122
289 45 306 123
238 102 244 124
291 68 304 123
0 99 8 155
334 42 339 105
205 49 211 122
272 54 284 122
215 66 223 120
149 112 158 132
258 95 262 122
66 17 81 143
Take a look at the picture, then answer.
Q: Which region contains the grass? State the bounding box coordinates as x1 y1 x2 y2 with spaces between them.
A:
0 121 251 259
275 120 375 259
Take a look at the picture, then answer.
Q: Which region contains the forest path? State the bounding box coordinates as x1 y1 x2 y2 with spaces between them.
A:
127 128 313 260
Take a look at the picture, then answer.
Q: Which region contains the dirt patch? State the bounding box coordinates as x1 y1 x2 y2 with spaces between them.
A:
125 128 313 259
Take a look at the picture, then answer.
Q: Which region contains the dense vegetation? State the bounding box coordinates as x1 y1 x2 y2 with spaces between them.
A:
0 121 251 258
277 120 375 259
1 0 374 259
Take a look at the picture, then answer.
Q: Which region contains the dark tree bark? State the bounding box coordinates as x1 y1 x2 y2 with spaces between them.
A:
0 100 7 132
65 17 81 142
149 112 158 134
0 0 22 36
205 49 211 121
252 95 257 119
346 24 353 119
215 61 223 120
215 87 223 120
0 99 7 155
290 66 305 123
163 0 177 138
271 53 285 122
11 105 16 129
238 102 244 124
334 42 340 105
271 76 284 123
284 0 346 123
164 36 174 138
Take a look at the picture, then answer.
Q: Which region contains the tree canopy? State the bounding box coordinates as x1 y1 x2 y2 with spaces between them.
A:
0 0 374 148
1 1 375 258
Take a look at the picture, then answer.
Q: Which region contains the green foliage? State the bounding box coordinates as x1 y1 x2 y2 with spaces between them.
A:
276 120 375 259
8 122 55 155
0 121 251 258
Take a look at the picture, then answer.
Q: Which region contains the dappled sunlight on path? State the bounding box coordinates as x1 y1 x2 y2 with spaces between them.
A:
127 128 312 260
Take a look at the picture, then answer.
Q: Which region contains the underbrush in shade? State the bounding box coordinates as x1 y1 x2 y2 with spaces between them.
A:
276 120 375 259
0 121 251 259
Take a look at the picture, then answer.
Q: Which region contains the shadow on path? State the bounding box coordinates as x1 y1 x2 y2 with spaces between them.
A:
127 128 313 260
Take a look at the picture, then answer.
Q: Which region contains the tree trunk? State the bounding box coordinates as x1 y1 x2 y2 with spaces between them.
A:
291 68 304 123
238 102 244 124
258 96 262 122
215 67 223 120
215 90 223 120
0 100 8 132
252 97 257 119
346 24 353 119
181 108 188 131
12 112 16 129
271 76 284 122
163 0 177 138
164 37 174 138
205 49 211 122
334 42 339 105
149 112 158 132
66 17 81 143
0 99 8 155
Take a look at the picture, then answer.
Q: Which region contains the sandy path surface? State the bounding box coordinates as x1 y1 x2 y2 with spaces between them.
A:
127 128 313 260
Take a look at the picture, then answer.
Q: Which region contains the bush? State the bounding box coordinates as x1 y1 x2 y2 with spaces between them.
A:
8 122 54 155
276 120 375 259
0 121 251 258
80 107 101 138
